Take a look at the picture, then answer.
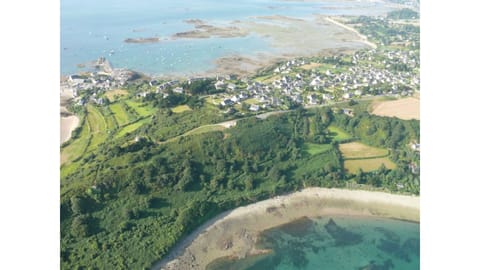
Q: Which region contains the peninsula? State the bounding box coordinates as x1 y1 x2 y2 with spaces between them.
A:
60 5 420 270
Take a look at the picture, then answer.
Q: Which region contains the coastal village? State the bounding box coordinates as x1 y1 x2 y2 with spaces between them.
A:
59 3 422 270
62 46 419 114
62 10 420 117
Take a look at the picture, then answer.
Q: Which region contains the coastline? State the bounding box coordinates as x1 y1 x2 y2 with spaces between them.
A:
154 188 419 270
61 116 80 144
65 13 378 79
323 16 378 49
60 88 79 144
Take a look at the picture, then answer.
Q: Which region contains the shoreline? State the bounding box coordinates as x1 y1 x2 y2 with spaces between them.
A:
60 88 80 144
64 14 379 79
153 188 419 270
324 16 378 49
61 115 80 144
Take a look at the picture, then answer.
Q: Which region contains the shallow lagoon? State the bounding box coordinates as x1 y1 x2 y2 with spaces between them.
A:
208 216 419 270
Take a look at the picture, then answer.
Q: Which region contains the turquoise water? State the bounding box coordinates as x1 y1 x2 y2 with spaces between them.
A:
208 216 419 270
61 0 393 76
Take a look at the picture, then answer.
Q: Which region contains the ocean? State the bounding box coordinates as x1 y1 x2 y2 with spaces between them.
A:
207 216 420 270
61 0 394 77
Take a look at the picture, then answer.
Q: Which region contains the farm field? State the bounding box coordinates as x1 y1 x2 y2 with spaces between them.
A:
299 62 322 70
109 103 133 126
60 132 90 165
243 98 260 105
115 118 151 138
124 100 157 117
171 105 192 113
370 97 420 120
104 89 129 102
184 125 225 136
339 142 389 159
303 143 332 156
100 107 119 131
85 105 109 153
344 157 396 173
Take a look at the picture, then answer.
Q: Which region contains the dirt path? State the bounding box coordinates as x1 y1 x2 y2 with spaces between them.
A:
324 17 377 49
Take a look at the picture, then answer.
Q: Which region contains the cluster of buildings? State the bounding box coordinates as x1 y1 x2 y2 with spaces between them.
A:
62 44 419 114
205 47 419 112
61 58 139 104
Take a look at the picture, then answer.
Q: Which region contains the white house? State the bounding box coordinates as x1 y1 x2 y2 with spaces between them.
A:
227 83 236 91
322 93 333 101
214 80 226 90
307 94 318 105
249 104 260 111
173 87 184 94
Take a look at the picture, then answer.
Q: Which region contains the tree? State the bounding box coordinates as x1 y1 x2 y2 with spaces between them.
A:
244 177 254 191
70 196 88 215
355 168 365 184
71 215 91 237
175 166 193 191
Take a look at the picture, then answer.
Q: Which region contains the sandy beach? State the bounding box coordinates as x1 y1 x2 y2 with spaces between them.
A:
61 116 80 144
154 188 419 270
60 87 80 144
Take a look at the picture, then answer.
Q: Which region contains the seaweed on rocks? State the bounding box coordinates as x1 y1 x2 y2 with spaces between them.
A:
324 218 363 246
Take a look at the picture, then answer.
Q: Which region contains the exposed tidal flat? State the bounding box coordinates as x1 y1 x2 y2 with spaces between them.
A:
61 0 398 77
155 188 419 270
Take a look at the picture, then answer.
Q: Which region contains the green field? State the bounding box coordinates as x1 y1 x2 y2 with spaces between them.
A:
254 74 280 84
115 118 151 138
86 105 107 133
125 100 157 117
303 143 332 156
85 105 109 153
344 157 396 173
308 117 315 138
61 133 91 165
172 105 192 113
327 125 352 142
205 96 222 105
339 142 389 159
100 106 119 131
110 103 132 126
61 116 91 165
185 125 225 136
243 98 260 105
104 89 129 102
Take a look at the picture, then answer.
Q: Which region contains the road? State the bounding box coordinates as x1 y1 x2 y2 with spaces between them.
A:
155 95 381 144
